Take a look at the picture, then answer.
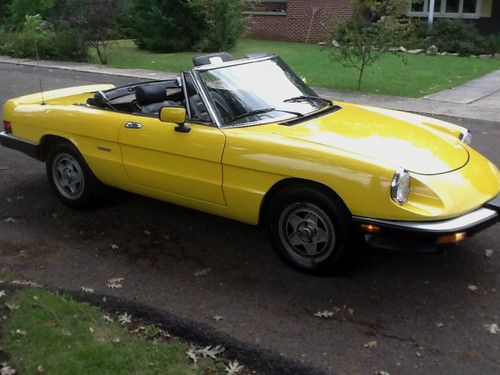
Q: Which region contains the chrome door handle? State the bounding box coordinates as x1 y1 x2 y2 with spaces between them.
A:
124 121 143 129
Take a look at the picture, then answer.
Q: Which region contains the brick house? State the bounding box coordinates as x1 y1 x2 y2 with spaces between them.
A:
244 0 500 43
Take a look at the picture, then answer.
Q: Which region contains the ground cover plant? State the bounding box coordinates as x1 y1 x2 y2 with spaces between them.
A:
1 287 245 374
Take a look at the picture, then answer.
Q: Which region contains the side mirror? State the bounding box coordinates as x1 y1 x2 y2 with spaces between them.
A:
159 106 190 133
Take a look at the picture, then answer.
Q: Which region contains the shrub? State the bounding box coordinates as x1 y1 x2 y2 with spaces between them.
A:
417 19 486 55
9 0 56 28
125 0 207 53
197 0 245 52
483 34 500 54
0 14 88 61
123 0 244 53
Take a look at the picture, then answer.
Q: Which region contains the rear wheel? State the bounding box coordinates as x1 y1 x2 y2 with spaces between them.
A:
46 142 102 208
266 185 355 274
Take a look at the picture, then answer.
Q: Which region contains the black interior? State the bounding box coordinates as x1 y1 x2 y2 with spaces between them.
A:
85 77 217 124
134 84 178 115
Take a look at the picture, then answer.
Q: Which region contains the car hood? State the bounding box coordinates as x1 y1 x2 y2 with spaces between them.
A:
270 104 469 175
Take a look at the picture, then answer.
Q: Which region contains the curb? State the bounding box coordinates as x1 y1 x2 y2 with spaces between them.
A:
3 284 330 375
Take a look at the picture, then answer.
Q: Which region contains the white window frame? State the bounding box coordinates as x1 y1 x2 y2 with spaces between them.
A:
242 0 288 16
408 0 482 19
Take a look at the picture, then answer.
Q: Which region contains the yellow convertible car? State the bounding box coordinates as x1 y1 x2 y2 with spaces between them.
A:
1 52 499 273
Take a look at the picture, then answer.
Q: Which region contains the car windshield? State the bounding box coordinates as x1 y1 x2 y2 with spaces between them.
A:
197 57 329 127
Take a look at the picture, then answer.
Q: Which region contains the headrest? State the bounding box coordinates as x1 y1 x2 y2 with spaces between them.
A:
135 84 168 105
193 52 235 67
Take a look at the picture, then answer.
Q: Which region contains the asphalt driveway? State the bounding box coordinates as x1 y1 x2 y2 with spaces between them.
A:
0 63 499 374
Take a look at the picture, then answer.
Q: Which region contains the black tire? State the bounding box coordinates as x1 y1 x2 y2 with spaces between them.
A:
266 184 356 274
45 142 103 209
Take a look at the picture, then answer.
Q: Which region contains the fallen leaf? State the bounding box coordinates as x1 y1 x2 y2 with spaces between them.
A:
468 285 478 292
416 351 422 357
89 327 95 333
10 280 42 288
186 347 198 363
130 326 146 334
213 315 224 321
364 340 378 348
435 322 444 328
36 365 44 373
197 345 225 359
106 277 124 289
3 217 16 223
484 323 499 334
5 303 19 310
225 360 244 374
194 268 211 277
0 363 16 375
118 312 132 325
112 337 121 343
14 329 26 336
485 249 493 258
110 244 119 250
102 315 114 323
375 371 390 375
314 310 335 318
144 230 151 235
80 286 94 294
347 308 354 316
0 291 6 298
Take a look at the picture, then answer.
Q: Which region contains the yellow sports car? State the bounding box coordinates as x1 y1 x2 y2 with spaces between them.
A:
1 52 499 273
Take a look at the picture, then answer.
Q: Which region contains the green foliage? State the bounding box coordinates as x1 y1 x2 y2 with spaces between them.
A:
3 289 201 374
196 0 245 52
124 0 207 53
483 34 500 54
416 19 488 55
0 14 88 61
352 0 409 21
124 0 245 53
0 0 125 62
329 15 407 90
9 0 56 27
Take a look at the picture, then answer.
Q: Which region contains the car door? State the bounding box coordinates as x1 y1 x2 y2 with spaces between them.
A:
118 76 226 205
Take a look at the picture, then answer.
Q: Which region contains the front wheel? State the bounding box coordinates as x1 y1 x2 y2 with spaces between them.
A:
266 186 355 274
46 142 102 209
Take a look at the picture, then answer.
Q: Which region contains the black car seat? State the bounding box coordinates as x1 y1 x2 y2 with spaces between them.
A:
135 85 177 115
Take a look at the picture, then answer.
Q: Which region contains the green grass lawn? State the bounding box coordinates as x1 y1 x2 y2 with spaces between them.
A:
2 288 231 374
89 39 500 98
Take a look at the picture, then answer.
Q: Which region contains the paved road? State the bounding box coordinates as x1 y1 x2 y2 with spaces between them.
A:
0 64 499 374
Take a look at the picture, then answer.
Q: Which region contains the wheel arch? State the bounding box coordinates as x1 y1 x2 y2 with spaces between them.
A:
259 178 352 226
39 134 77 161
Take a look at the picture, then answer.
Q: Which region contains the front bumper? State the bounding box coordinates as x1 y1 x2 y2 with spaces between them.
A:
354 195 500 251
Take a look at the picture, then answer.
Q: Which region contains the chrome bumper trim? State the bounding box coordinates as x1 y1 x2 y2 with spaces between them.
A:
354 206 498 234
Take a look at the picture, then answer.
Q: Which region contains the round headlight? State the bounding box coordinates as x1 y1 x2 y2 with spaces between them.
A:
460 130 472 145
391 169 410 205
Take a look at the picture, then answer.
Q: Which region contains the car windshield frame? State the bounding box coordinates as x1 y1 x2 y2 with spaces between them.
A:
192 55 331 128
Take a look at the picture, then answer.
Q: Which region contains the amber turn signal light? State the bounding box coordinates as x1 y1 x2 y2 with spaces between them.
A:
360 224 381 233
436 232 466 245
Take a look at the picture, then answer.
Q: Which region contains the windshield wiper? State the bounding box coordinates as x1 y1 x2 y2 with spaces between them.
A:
230 108 303 123
284 95 331 105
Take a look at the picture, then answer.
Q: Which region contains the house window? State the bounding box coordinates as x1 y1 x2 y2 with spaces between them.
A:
242 0 288 16
408 0 481 19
